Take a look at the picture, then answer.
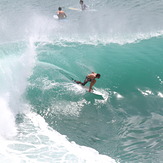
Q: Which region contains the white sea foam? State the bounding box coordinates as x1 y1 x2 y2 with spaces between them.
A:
0 38 36 138
24 112 117 163
0 111 118 163
0 97 17 138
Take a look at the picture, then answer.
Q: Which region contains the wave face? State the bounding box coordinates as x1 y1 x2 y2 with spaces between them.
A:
0 0 163 162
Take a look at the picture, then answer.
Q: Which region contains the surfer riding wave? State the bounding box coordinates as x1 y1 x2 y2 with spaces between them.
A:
75 72 101 92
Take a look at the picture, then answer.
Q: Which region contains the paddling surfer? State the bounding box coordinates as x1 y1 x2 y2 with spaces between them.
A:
57 7 67 19
79 0 87 10
75 72 101 92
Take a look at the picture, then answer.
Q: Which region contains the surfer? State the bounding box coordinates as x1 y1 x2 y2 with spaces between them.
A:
79 0 87 10
75 72 101 92
57 7 67 19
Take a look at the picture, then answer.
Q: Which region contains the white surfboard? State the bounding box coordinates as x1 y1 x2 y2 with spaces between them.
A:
53 14 68 21
73 81 102 96
81 85 101 95
53 15 58 20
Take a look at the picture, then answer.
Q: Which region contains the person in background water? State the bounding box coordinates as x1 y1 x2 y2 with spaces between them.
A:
79 0 87 10
57 7 67 19
75 72 101 92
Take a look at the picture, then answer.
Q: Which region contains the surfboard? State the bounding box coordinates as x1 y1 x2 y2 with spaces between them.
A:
68 7 82 11
53 15 67 21
53 15 58 20
68 7 96 12
82 85 103 96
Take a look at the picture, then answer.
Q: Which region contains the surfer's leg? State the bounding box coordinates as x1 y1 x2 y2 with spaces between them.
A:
89 80 96 92
82 79 89 85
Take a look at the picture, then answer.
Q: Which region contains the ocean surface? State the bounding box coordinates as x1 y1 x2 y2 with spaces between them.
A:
0 0 163 162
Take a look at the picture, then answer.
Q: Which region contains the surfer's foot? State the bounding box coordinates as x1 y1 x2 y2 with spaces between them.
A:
89 88 93 92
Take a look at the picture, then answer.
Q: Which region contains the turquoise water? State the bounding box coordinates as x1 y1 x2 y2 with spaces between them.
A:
0 0 163 162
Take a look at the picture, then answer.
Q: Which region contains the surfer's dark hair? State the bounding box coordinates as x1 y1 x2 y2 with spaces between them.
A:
58 7 62 11
96 74 101 78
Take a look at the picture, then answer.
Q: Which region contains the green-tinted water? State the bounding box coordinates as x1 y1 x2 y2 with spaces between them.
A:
27 37 163 162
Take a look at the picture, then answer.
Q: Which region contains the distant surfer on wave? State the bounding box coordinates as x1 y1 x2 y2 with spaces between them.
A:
57 7 67 19
75 72 101 92
79 0 87 10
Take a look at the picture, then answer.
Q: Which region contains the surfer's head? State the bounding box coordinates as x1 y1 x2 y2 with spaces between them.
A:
58 7 62 11
80 0 83 4
96 74 101 78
